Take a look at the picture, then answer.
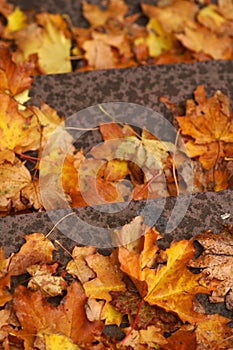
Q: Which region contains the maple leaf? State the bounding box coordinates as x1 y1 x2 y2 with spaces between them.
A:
176 85 233 170
141 1 198 33
0 94 36 152
66 246 96 284
189 226 233 310
44 334 81 350
176 21 233 60
122 326 167 348
0 157 31 212
83 250 126 302
0 275 12 307
0 46 34 97
143 240 215 323
82 0 128 27
13 281 103 346
8 233 56 276
13 13 72 74
27 263 67 297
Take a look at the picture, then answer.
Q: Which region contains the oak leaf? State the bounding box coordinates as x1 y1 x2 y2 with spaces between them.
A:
8 233 56 276
176 85 233 169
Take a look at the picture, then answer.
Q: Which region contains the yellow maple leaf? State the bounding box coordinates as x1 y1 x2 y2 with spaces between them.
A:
84 250 126 301
144 240 214 323
13 13 71 74
44 334 81 350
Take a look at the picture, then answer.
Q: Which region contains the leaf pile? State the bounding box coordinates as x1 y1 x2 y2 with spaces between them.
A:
0 47 232 214
0 218 233 349
0 0 232 73
161 85 233 192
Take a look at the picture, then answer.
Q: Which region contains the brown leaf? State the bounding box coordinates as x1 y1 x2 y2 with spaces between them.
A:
66 246 96 284
189 227 233 309
176 21 232 60
27 263 67 297
176 85 233 169
0 275 12 307
141 1 198 32
8 233 56 276
14 281 103 346
0 46 34 96
82 0 128 27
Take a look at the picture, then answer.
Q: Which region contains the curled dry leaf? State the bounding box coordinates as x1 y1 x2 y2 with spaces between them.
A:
27 263 67 297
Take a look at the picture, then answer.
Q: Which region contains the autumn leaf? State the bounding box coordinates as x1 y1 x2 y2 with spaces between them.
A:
82 0 128 27
44 334 81 350
66 246 96 284
0 157 31 212
176 85 233 170
13 13 72 74
189 226 233 310
8 233 56 276
176 21 232 60
0 46 34 97
14 281 103 346
83 250 126 301
0 275 12 307
0 94 36 152
27 263 67 297
143 240 215 323
141 1 198 33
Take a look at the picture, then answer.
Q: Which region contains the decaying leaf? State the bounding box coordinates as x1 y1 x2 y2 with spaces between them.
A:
189 225 233 310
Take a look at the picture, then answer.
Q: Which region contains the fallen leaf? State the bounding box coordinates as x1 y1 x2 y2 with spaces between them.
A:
8 233 56 276
176 21 232 60
189 226 233 310
14 281 103 346
82 0 128 27
176 85 233 169
141 1 198 33
13 13 72 74
0 275 12 307
44 334 81 350
0 94 36 152
85 298 104 322
84 250 126 301
66 246 96 284
27 263 67 297
0 46 34 97
101 302 123 326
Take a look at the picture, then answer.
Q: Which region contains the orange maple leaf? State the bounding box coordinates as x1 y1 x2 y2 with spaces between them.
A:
176 85 233 170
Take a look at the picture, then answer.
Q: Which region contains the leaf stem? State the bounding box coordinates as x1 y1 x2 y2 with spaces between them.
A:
120 299 144 346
